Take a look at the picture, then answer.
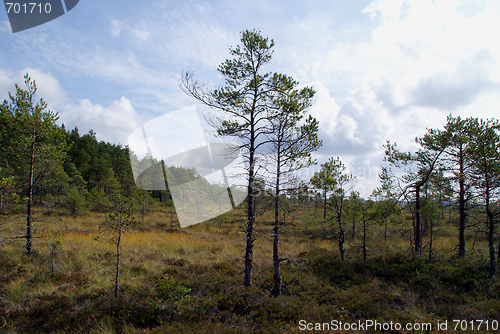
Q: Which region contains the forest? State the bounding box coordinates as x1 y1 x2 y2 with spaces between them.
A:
1 29 500 333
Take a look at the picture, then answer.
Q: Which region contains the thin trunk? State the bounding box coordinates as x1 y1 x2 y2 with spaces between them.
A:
338 224 345 261
26 139 35 257
458 147 466 257
497 233 500 266
351 210 356 239
429 217 433 261
488 207 495 277
51 246 55 280
337 194 345 261
484 166 495 277
439 189 444 220
415 185 421 255
114 227 122 298
142 192 145 224
384 220 388 243
423 186 428 230
270 159 281 298
449 196 452 220
362 210 367 264
243 128 255 287
323 189 327 220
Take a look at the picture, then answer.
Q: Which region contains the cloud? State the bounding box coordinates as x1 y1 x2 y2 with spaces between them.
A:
59 96 143 145
110 20 151 41
0 20 10 32
0 68 66 109
308 81 340 136
308 81 391 158
301 0 500 164
0 69 15 101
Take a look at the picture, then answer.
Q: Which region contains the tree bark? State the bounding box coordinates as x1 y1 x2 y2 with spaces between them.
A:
270 147 282 297
363 211 367 264
26 138 35 257
415 185 421 255
429 217 433 261
243 124 256 287
114 227 122 298
458 148 466 258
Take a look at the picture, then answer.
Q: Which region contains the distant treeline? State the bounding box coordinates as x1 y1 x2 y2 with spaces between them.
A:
0 79 201 215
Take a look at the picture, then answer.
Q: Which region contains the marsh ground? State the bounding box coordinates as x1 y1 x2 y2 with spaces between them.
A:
0 203 498 333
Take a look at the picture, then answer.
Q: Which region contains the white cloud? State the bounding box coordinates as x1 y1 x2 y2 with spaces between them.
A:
110 20 151 41
5 0 500 197
308 81 340 136
59 96 143 145
0 69 15 101
0 68 66 109
305 0 500 163
0 20 10 32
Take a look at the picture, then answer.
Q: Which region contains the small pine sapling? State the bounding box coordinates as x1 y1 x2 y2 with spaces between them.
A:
96 192 134 297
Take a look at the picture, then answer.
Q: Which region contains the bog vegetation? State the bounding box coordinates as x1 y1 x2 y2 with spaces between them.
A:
1 30 500 333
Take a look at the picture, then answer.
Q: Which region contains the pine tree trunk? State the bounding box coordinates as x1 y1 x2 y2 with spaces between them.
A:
114 227 122 298
415 185 421 256
338 213 345 261
384 220 388 243
351 210 356 239
429 217 433 261
243 135 256 287
26 140 35 257
458 148 466 257
362 211 367 264
271 160 281 298
486 189 495 277
142 191 145 224
51 246 55 280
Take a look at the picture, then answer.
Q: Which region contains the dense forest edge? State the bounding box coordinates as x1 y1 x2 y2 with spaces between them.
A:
1 30 500 334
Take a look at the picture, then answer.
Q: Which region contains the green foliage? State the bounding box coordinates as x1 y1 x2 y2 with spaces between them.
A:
156 274 192 303
308 248 356 287
89 188 110 212
4 75 68 193
311 157 355 211
66 188 87 216
0 172 20 212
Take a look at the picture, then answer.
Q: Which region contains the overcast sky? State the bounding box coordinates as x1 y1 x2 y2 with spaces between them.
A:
1 0 500 198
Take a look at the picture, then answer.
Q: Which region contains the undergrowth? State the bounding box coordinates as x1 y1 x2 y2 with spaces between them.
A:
0 205 498 333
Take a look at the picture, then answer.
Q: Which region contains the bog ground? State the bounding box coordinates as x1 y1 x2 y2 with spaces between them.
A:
1 203 499 334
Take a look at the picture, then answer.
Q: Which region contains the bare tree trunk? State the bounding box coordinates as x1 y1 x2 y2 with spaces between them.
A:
415 185 422 256
338 225 345 261
337 194 345 261
384 220 388 243
351 210 356 239
142 191 145 224
497 233 500 266
243 135 256 287
337 210 345 261
488 209 495 277
458 148 466 258
114 227 122 298
26 140 35 257
51 246 55 280
429 217 433 261
362 210 367 264
270 153 282 297
486 182 496 277
323 190 327 220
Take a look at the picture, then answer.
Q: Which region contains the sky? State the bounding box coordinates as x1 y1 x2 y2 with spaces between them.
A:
1 0 500 198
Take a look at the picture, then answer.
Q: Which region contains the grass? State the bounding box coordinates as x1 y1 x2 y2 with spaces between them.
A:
0 203 498 333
